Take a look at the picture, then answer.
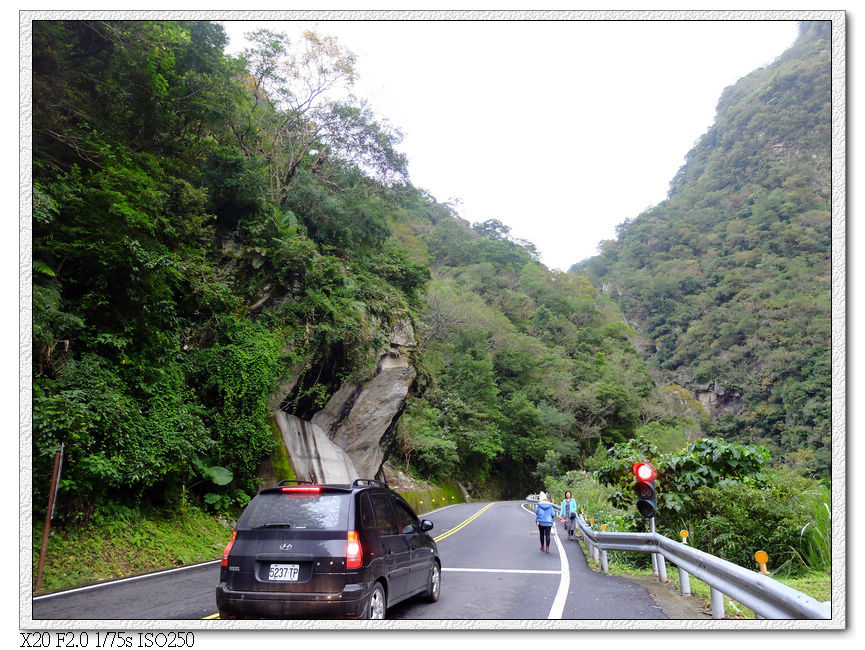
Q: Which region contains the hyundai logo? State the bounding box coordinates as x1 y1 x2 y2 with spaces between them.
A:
280 543 293 551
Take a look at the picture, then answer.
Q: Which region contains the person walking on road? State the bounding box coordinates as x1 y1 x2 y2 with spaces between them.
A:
535 493 555 553
559 491 578 540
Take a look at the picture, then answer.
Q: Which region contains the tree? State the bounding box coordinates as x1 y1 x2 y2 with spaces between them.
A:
229 29 406 205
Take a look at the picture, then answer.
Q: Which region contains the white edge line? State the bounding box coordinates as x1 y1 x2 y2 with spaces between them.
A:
33 559 221 601
520 500 571 618
443 568 561 575
548 525 570 619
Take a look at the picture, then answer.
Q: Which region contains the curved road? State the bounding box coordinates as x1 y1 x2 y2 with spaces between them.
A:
31 500 666 621
389 500 666 620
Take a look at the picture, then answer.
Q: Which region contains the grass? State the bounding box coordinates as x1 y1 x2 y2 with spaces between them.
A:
577 537 830 619
32 506 235 595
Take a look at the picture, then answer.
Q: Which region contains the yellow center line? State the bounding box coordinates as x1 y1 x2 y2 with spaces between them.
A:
433 502 495 543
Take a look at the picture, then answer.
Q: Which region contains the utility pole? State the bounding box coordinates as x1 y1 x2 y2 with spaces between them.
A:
35 444 64 592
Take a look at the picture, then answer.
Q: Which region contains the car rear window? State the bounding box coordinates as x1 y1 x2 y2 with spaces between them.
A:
238 492 350 531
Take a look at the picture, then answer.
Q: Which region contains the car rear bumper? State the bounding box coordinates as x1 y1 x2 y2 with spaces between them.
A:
215 581 370 619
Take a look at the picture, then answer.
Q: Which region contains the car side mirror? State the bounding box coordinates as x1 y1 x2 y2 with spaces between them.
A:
421 519 434 532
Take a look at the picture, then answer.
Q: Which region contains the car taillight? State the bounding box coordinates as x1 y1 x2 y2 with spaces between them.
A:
346 530 363 569
221 530 237 567
281 486 321 493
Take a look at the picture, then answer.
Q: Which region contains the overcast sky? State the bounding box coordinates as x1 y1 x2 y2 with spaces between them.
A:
220 18 799 271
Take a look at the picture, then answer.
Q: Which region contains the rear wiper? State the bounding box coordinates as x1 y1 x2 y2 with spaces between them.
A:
256 522 293 528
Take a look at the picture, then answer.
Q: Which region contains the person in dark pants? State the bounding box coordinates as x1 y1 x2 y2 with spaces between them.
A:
535 494 555 552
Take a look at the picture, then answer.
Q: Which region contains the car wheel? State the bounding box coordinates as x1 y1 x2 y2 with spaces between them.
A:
365 582 386 620
420 560 441 603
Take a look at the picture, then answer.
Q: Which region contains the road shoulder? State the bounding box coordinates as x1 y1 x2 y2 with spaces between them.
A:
623 574 711 619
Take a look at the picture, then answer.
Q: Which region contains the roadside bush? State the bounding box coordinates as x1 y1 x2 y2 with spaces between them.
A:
192 315 284 496
574 437 830 575
32 352 211 521
682 467 820 573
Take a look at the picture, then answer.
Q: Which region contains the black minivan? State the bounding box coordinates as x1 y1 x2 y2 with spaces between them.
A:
216 479 441 619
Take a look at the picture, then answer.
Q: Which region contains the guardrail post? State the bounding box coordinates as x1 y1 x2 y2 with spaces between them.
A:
588 520 600 562
600 549 609 574
647 517 667 582
583 518 594 559
649 518 659 576
710 586 725 619
678 531 691 597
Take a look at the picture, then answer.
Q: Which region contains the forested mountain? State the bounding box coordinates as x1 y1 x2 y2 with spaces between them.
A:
31 20 675 517
572 21 832 478
390 215 679 497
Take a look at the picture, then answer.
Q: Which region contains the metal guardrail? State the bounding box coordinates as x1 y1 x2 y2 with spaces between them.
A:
525 497 830 620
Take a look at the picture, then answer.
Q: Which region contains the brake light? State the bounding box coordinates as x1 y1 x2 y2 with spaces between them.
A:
221 530 237 567
281 486 321 493
346 530 363 569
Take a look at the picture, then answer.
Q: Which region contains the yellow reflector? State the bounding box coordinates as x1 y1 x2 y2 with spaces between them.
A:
680 530 689 538
755 550 769 564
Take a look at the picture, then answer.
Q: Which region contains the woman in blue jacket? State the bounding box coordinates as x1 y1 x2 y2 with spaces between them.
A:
559 491 578 540
535 494 555 552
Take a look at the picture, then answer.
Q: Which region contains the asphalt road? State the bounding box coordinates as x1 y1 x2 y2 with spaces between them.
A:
388 500 666 620
31 500 666 621
31 562 221 621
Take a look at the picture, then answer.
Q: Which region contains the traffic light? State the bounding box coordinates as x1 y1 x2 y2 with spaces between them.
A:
632 462 657 518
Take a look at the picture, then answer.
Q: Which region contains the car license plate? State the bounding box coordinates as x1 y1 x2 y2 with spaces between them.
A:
268 563 300 581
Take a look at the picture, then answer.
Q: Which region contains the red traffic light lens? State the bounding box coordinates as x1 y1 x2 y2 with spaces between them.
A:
633 462 655 482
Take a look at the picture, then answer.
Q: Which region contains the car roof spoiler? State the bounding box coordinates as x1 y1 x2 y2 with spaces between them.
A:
271 478 389 489
351 478 389 488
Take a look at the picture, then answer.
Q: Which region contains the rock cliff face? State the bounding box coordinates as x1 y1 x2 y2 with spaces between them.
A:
272 321 417 483
694 381 744 418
